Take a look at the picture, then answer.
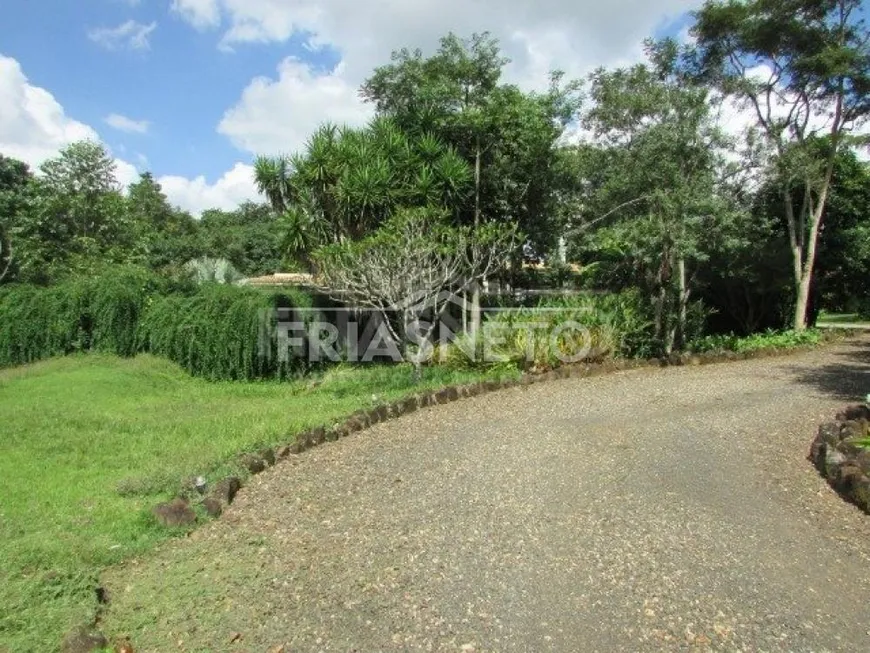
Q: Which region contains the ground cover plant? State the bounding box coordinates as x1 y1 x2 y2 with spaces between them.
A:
0 353 511 651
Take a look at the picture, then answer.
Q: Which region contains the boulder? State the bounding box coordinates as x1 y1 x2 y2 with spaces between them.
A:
211 477 241 505
259 448 276 466
152 498 196 528
825 447 847 479
836 404 870 422
202 497 224 518
61 626 108 653
240 454 266 475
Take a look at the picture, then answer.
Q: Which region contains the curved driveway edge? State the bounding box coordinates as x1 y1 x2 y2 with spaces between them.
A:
102 338 870 652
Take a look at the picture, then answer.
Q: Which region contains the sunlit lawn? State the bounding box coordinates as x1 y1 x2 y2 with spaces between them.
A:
0 353 505 650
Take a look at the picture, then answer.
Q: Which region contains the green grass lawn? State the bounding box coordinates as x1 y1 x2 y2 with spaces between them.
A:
0 353 506 651
817 311 870 325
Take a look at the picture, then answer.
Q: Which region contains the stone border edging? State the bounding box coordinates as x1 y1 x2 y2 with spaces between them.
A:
152 335 845 528
810 404 870 514
83 337 843 652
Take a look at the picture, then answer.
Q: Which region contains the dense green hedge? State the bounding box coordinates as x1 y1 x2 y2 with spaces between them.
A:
0 270 325 379
137 285 320 380
0 268 169 366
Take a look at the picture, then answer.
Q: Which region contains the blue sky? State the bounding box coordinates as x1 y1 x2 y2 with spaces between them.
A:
0 0 700 213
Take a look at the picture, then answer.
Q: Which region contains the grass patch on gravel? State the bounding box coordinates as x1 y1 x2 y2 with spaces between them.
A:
690 328 824 354
0 353 511 651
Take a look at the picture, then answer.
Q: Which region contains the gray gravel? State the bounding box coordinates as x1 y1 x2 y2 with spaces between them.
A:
103 339 870 652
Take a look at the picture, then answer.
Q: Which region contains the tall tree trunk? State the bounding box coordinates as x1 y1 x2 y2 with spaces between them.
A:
787 169 834 331
676 256 689 351
470 140 482 339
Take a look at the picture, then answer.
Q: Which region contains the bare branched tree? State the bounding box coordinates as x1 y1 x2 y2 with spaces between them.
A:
315 207 517 375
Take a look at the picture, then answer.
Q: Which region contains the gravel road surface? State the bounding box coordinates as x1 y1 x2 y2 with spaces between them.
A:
102 339 870 652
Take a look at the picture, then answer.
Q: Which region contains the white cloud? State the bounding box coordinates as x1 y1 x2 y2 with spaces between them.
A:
158 163 260 214
170 0 221 30
218 59 372 155
0 54 98 166
0 53 256 215
88 20 157 51
105 113 150 134
178 0 701 157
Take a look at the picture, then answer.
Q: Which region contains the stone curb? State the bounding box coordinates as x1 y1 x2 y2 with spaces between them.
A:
176 338 836 513
81 338 842 652
810 404 870 514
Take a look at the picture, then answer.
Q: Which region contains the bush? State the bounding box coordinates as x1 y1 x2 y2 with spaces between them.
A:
0 267 170 367
689 328 822 354
431 290 655 371
137 285 323 380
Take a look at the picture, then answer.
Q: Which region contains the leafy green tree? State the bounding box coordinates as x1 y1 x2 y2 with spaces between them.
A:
691 0 870 330
11 141 140 283
0 154 34 282
127 172 203 271
198 202 284 276
576 39 737 353
254 117 472 264
362 32 581 333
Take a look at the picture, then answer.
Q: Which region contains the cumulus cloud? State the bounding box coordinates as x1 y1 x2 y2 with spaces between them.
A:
0 54 256 214
0 55 98 165
176 0 701 158
157 163 260 214
105 113 150 134
170 0 221 30
88 20 157 51
219 59 373 155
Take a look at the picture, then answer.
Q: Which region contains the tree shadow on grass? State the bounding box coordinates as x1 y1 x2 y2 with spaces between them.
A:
788 339 870 402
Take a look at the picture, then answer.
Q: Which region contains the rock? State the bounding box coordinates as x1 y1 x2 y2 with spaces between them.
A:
61 626 109 653
840 420 868 440
152 498 197 528
825 447 848 479
351 411 371 428
240 454 266 475
854 449 870 474
818 422 842 447
435 386 460 404
400 396 419 414
836 465 864 492
211 476 241 505
837 404 870 422
809 437 827 471
259 448 276 466
202 497 224 518
852 476 870 513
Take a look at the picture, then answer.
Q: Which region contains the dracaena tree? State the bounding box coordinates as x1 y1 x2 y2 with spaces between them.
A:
690 0 870 330
253 117 472 267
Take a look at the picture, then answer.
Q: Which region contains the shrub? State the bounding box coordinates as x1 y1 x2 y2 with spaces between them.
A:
431 290 655 371
137 285 323 380
689 328 822 354
0 267 169 367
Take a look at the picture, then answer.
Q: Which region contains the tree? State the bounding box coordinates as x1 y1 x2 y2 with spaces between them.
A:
362 33 581 334
11 141 140 282
128 172 202 271
691 0 870 329
576 39 737 353
254 117 472 263
0 154 33 282
314 207 518 376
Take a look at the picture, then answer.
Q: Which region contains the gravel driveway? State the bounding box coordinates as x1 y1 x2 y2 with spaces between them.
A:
102 339 870 652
